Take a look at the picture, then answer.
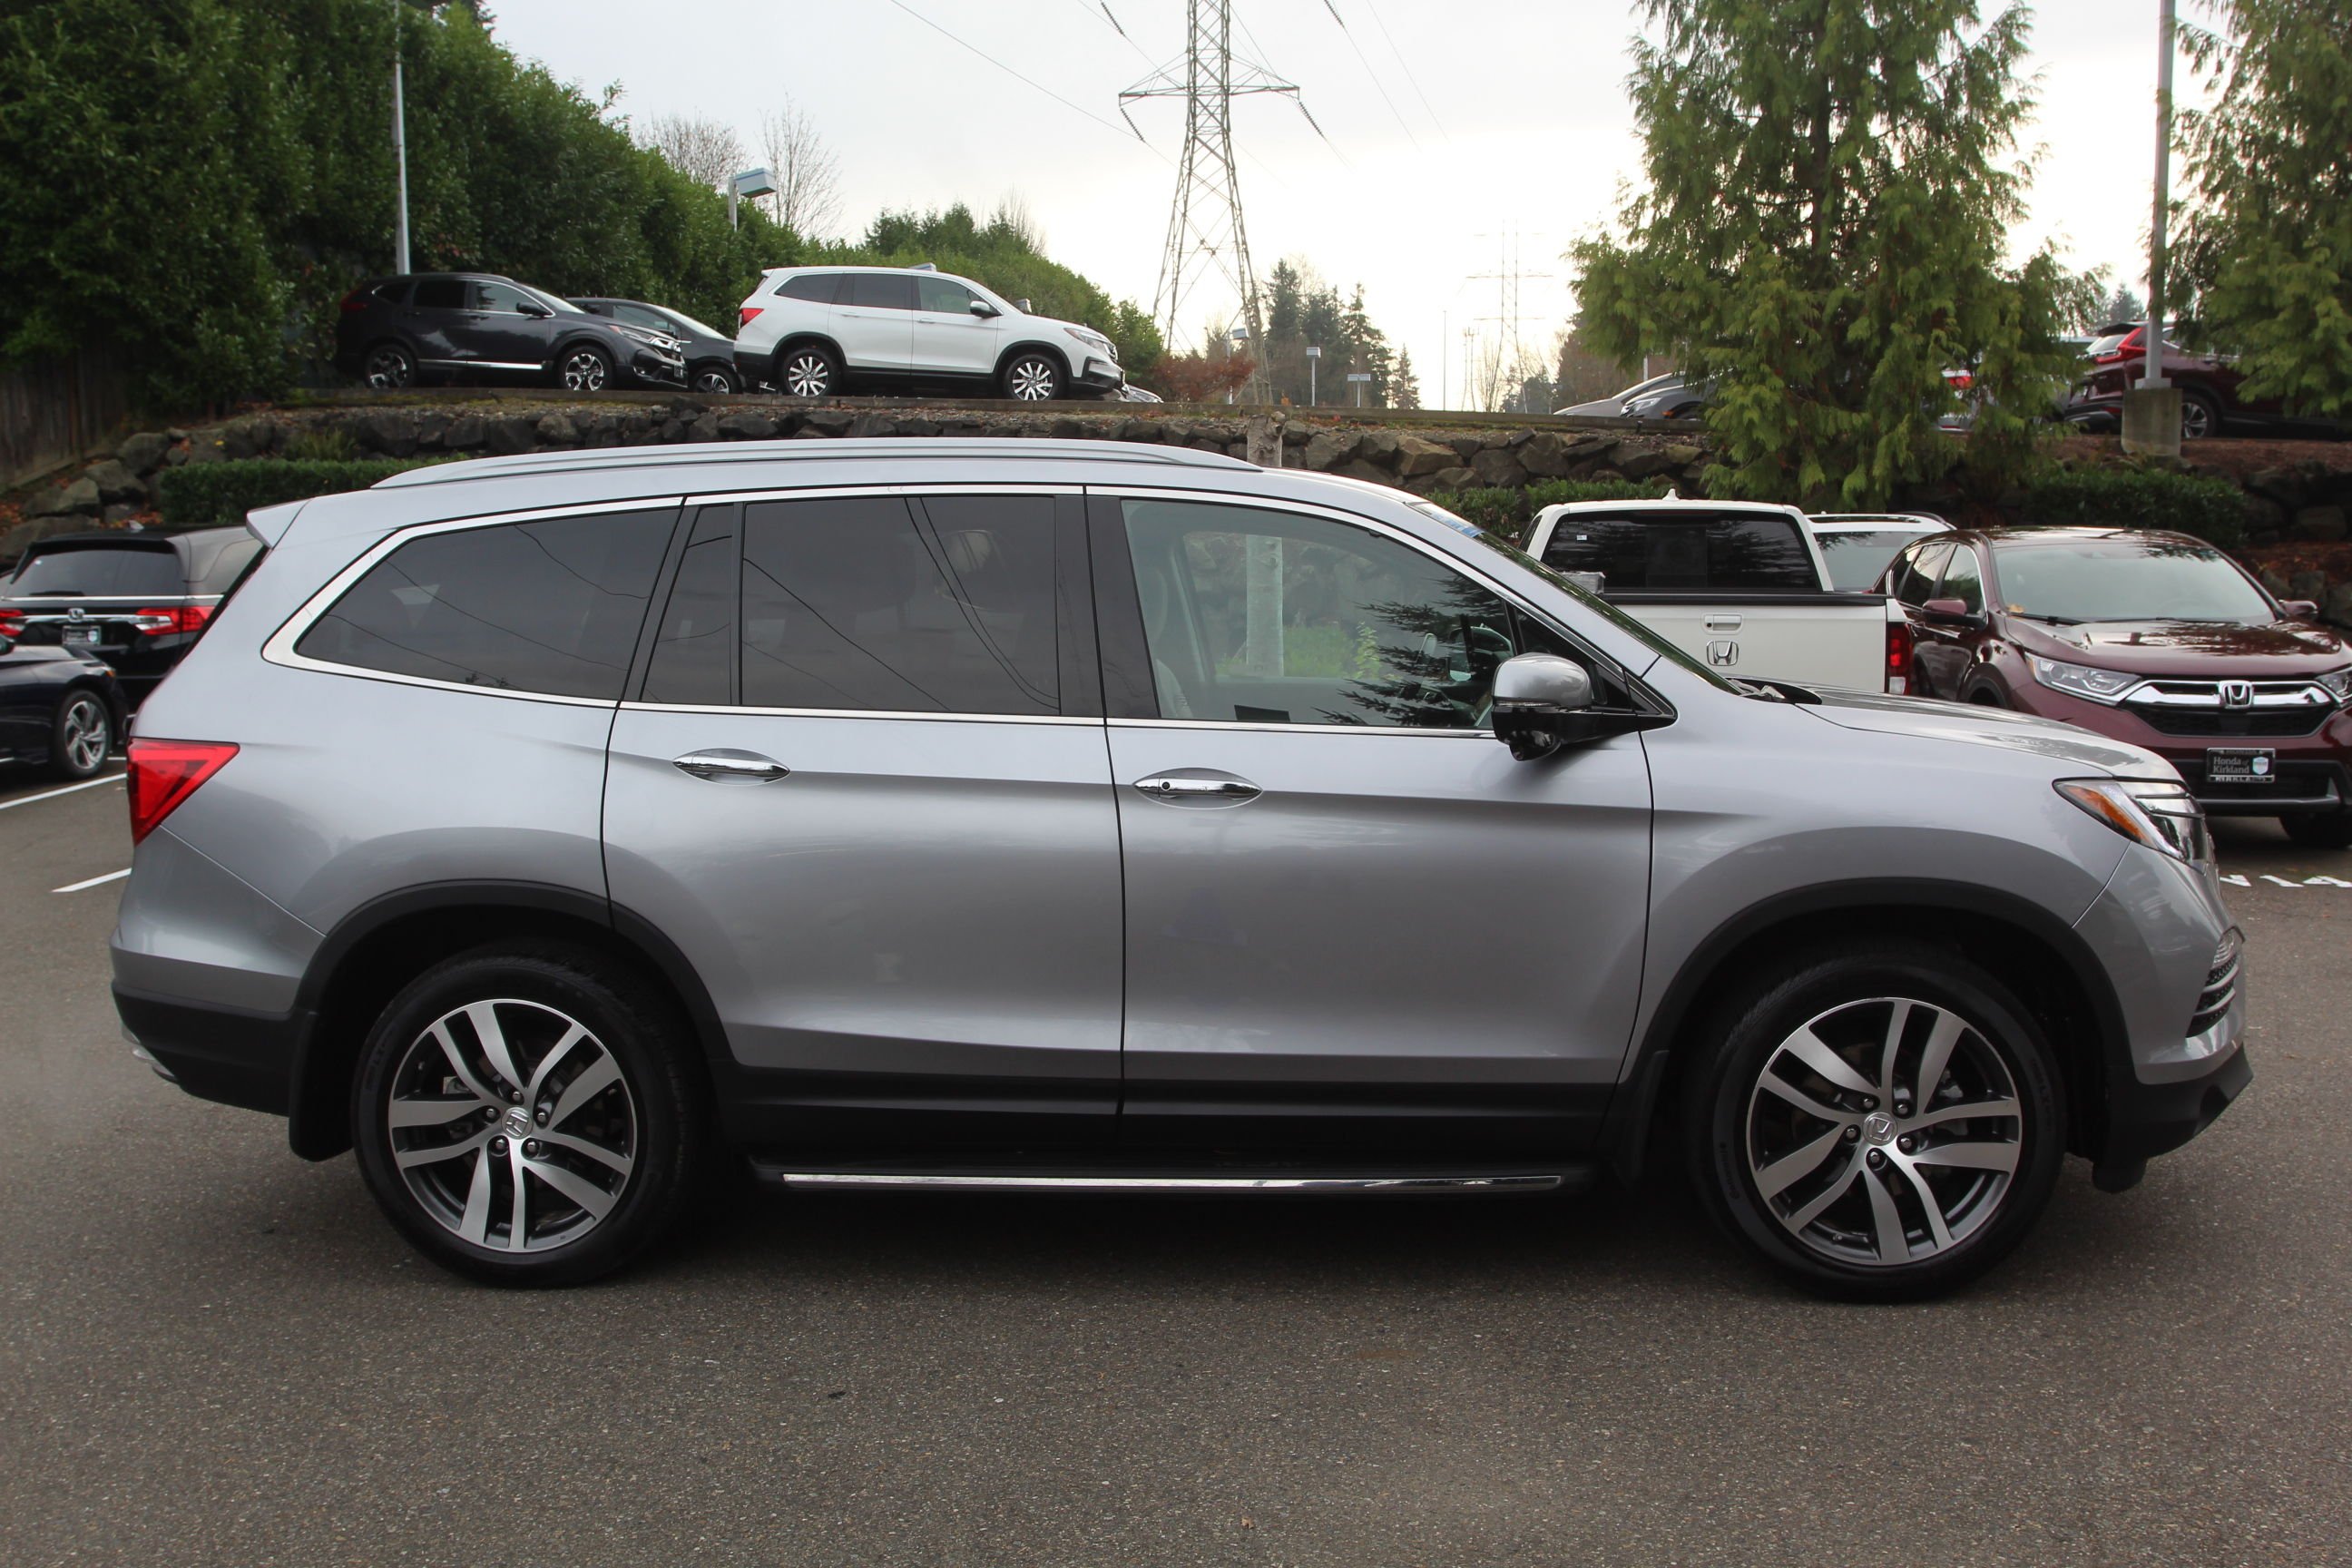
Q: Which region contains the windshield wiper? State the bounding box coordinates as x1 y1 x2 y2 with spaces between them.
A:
2012 612 2082 625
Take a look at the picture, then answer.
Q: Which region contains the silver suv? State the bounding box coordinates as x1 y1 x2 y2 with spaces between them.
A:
111 441 2249 1298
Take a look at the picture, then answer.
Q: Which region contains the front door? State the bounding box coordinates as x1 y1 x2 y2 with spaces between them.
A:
466 280 559 380
909 275 1004 379
1914 543 1984 698
603 492 1120 1155
1093 493 1655 1159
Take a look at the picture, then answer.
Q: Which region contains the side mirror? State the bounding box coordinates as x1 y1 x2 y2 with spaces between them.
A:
517 300 552 318
2279 599 2319 621
968 299 1000 318
1921 597 1980 624
1491 653 1595 760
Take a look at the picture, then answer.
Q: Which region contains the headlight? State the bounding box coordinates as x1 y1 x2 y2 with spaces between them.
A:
1071 328 1116 359
613 324 681 352
2318 666 2352 702
2027 653 2140 705
2056 778 2211 864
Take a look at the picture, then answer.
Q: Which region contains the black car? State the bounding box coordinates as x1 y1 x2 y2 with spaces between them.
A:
0 528 259 708
570 298 740 394
333 273 687 393
0 632 122 779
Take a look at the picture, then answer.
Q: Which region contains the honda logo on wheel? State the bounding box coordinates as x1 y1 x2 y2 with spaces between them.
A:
2220 680 2254 710
1707 640 1739 668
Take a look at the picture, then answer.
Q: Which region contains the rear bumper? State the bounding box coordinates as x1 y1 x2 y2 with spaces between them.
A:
113 985 307 1119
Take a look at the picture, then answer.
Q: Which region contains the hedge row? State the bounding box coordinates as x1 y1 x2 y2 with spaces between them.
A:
156 458 440 530
1423 478 1676 538
2020 466 2249 547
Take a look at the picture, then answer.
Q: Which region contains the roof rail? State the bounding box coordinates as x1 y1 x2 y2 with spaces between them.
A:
374 437 1259 488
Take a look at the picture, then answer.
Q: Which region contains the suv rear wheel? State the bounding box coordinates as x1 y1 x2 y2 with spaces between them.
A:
52 691 111 779
351 945 707 1286
1685 940 2063 1300
362 342 416 391
2180 389 2220 440
775 343 839 398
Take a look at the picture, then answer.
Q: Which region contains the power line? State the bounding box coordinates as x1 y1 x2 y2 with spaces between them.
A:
1318 0 1420 151
887 0 1164 155
1361 0 1448 142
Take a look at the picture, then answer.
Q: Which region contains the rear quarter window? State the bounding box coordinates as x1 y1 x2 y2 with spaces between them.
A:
776 273 843 303
1540 511 1818 592
292 509 675 699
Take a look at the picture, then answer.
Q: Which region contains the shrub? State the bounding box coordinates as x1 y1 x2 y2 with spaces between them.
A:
2021 466 2249 548
157 458 440 530
1425 478 1676 540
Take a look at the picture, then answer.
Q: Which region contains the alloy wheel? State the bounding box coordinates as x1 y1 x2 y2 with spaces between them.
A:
692 367 736 395
60 696 108 773
386 998 638 1254
364 346 412 391
780 351 832 397
2181 399 2215 440
1006 356 1058 400
1744 996 2023 1268
561 348 610 393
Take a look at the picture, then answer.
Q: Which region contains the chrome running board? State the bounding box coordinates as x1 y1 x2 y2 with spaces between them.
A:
754 1169 1568 1195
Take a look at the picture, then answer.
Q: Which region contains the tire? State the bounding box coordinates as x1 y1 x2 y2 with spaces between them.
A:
557 343 612 394
1683 939 2064 1301
50 690 111 779
351 945 709 1287
361 341 416 392
2282 814 2352 851
773 343 840 398
1001 350 1063 402
2180 390 2220 441
691 363 740 395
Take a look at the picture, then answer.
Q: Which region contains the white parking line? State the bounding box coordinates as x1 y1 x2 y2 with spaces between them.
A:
2220 872 2352 889
0 773 124 812
53 867 131 894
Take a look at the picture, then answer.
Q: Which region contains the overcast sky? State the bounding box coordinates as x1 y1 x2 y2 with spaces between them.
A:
488 0 2197 406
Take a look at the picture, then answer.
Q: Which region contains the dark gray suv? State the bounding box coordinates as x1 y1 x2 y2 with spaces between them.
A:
110 441 2249 1297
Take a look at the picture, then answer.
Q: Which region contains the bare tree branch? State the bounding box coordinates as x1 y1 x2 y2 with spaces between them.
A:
759 101 844 240
639 113 743 193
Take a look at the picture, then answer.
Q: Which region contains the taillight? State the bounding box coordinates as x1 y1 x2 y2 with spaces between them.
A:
0 607 22 639
130 605 213 637
126 740 238 845
339 289 370 313
739 306 764 329
1886 616 1914 695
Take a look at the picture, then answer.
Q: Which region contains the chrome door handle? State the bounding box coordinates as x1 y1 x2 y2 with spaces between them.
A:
1133 774 1259 802
1703 613 1743 632
672 750 790 784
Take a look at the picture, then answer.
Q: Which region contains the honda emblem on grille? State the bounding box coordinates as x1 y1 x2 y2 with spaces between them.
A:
2220 680 2254 710
66 606 84 623
1707 640 1739 668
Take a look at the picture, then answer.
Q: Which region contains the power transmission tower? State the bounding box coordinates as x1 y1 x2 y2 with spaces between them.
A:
1466 225 1553 410
1122 1 1320 395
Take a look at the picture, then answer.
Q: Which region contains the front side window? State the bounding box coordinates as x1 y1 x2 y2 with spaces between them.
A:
1538 510 1817 592
1123 499 1544 730
294 510 673 699
916 277 978 315
473 280 532 314
737 494 1060 715
1892 543 1955 607
1936 545 1984 612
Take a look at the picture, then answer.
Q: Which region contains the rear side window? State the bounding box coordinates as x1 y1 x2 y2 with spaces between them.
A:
737 494 1059 715
411 278 465 309
8 544 184 597
842 274 916 311
295 510 673 699
776 273 842 303
1539 511 1816 592
642 506 738 706
374 279 411 305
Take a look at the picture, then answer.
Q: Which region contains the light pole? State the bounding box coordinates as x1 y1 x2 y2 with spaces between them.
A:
1304 344 1321 407
1226 325 1250 405
2122 0 2181 456
730 166 778 230
391 0 409 274
1347 371 1372 408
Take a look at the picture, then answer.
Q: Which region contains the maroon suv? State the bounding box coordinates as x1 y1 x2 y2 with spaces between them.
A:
1881 526 2352 848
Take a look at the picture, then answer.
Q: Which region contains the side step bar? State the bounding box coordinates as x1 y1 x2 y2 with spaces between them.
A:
753 1169 1573 1195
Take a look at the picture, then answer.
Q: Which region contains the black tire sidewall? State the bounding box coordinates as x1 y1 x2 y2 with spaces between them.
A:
350 947 703 1287
51 691 108 779
1687 943 2065 1301
2282 814 2352 850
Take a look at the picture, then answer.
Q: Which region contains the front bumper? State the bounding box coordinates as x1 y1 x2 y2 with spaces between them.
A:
1074 356 1124 394
2099 1034 2250 1171
622 348 686 387
2009 681 2352 818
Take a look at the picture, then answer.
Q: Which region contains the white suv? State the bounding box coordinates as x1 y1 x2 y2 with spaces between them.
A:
733 265 1125 401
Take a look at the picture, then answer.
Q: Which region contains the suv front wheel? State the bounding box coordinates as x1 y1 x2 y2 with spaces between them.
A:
1002 351 1063 401
1685 940 2063 1300
351 945 707 1286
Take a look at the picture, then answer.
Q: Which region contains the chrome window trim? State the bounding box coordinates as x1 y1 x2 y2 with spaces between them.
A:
260 495 684 706
695 482 1084 505
1109 717 1487 739
1087 483 1674 730
621 701 1096 727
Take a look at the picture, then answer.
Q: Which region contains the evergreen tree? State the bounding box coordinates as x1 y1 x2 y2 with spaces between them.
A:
1390 348 1421 410
1571 0 2077 507
2179 1 2352 418
2103 284 2147 327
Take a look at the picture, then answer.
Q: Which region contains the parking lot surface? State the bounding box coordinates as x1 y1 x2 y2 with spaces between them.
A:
2 764 2347 1567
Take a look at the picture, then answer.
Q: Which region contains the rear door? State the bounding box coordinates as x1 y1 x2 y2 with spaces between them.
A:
602 488 1122 1153
404 277 473 370
831 274 916 375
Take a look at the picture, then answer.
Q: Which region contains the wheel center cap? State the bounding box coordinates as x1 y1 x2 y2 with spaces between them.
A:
502 1107 532 1140
1861 1111 1896 1146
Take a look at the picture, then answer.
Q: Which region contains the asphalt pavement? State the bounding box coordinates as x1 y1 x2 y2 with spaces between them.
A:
2 763 2347 1567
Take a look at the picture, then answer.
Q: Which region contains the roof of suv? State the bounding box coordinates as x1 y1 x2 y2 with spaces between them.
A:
374 438 1256 489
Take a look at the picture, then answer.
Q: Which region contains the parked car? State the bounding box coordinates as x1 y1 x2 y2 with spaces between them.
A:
1555 372 1683 418
112 438 2245 1299
1808 513 1953 592
1525 499 1910 691
733 264 1126 401
0 527 259 707
1881 525 2352 848
571 297 740 394
0 632 121 779
334 273 686 393
2064 321 2343 441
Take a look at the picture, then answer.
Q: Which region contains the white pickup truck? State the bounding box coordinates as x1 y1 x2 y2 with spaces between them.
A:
1524 498 1911 693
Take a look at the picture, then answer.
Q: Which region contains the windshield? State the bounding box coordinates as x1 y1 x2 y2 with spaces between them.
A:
663 309 728 339
1460 519 1741 692
1995 542 2277 624
1816 529 1922 591
1612 372 1679 402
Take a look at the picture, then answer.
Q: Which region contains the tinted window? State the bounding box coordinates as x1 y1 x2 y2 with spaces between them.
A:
295 510 672 698
375 279 411 305
739 495 1059 714
411 278 465 310
916 277 978 314
1992 541 2276 624
9 544 184 597
1893 543 1955 607
642 506 737 706
614 303 668 331
843 274 917 311
1817 529 1921 591
1539 510 1817 592
1936 546 1984 612
474 280 532 313
1124 499 1538 730
777 273 841 303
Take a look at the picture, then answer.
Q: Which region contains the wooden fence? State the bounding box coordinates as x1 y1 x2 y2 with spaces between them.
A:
1 348 132 490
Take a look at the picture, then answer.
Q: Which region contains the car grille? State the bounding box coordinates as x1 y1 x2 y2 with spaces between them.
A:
2187 930 2241 1038
2124 680 2336 738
